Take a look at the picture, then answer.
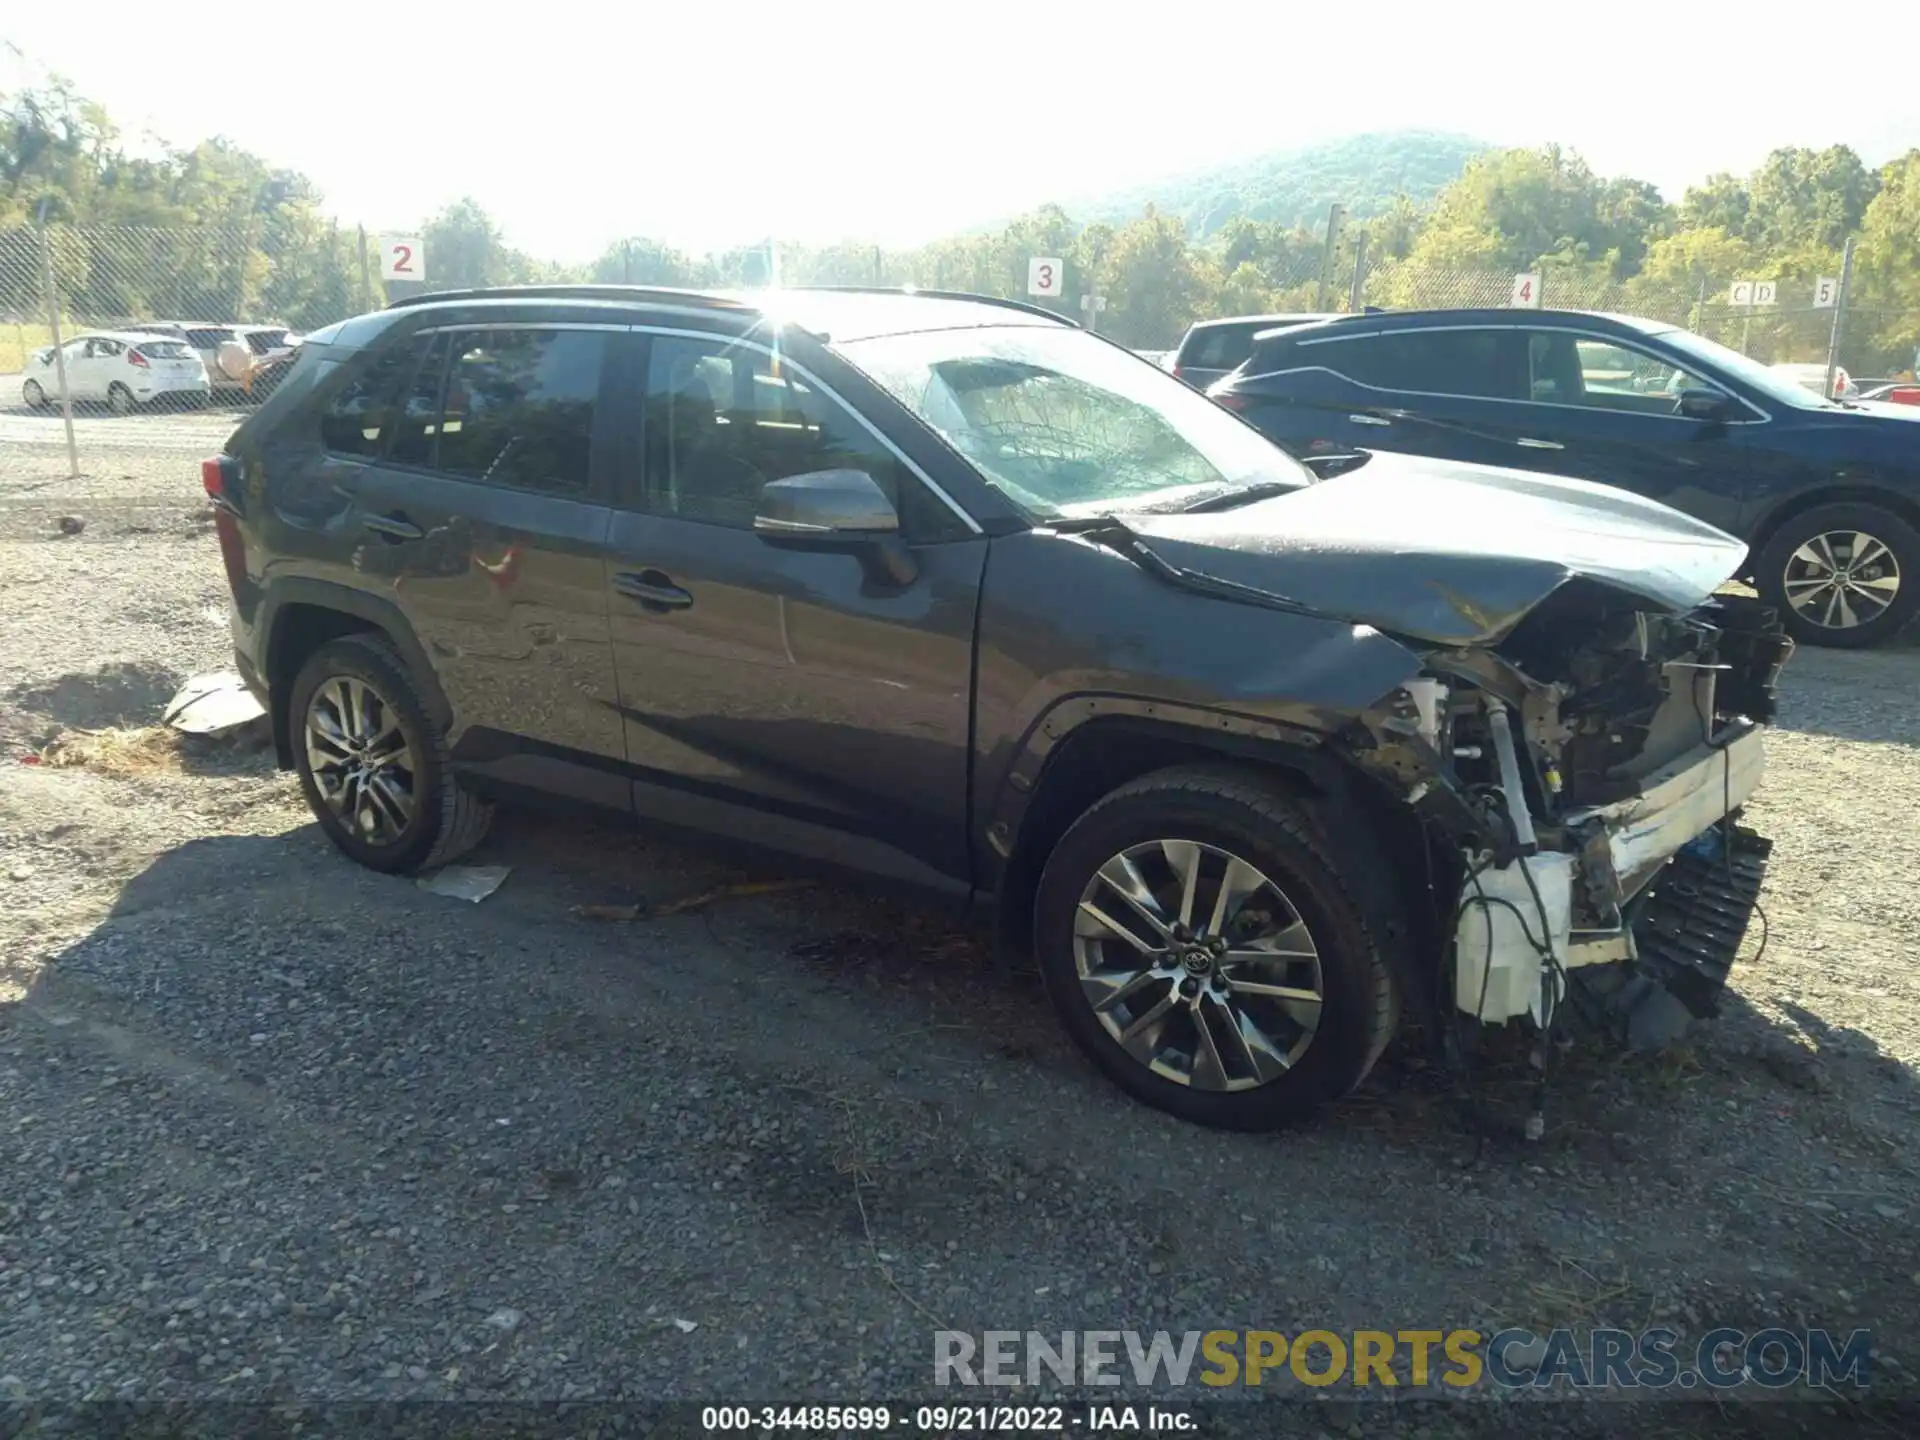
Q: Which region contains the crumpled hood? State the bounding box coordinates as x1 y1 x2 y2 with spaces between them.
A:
1120 450 1749 646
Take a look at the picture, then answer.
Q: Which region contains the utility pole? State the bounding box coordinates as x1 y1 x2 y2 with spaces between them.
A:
1315 203 1347 311
1824 236 1857 402
34 204 78 479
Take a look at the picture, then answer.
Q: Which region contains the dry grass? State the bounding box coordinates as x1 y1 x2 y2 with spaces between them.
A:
1 322 56 377
38 725 188 777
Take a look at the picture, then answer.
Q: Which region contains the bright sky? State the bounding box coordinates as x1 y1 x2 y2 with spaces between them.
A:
6 2 1918 261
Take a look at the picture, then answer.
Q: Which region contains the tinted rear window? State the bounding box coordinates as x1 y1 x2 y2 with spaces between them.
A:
186 328 237 347
134 341 193 359
320 336 437 458
1305 330 1525 400
245 330 287 354
1181 323 1267 372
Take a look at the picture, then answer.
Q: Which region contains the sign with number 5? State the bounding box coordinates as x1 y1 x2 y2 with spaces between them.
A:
380 237 426 282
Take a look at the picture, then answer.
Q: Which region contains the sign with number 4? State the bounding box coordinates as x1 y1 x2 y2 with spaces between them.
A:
1510 273 1542 309
1027 257 1063 298
379 237 426 283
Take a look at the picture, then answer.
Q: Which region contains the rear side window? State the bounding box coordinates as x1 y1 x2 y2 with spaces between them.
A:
434 329 605 495
185 327 237 348
320 336 437 457
135 341 192 360
1311 330 1524 400
1181 324 1264 372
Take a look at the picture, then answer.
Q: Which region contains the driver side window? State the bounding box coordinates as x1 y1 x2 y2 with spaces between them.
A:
639 336 963 540
1524 332 1726 415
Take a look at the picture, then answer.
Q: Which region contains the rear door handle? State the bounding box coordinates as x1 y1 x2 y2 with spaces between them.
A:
363 512 424 541
1515 437 1565 450
613 570 694 611
1347 413 1392 428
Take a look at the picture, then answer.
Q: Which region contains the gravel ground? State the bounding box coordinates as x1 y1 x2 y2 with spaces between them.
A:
2 430 1917 1435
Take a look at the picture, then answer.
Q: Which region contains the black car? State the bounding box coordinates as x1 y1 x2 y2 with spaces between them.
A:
1209 307 1920 648
209 285 1790 1131
1169 312 1344 391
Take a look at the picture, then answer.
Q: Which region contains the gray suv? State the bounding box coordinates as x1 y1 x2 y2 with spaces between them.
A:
207 285 1792 1131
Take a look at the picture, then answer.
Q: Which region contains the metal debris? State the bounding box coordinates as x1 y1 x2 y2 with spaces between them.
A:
418 865 512 904
162 671 266 737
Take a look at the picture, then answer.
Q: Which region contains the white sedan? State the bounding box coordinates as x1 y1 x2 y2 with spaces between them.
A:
21 331 212 413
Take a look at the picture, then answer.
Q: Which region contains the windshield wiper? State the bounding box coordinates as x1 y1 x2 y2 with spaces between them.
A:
1047 516 1338 621
1177 480 1305 513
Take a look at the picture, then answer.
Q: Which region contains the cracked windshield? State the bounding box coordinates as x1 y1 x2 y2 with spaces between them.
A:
843 326 1309 517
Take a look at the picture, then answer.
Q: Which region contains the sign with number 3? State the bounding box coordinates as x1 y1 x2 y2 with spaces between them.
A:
379 237 426 283
1027 257 1063 298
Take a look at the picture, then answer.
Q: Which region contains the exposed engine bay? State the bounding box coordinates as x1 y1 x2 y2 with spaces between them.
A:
1348 584 1794 1049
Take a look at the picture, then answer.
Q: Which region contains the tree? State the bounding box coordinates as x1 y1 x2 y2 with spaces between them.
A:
1099 207 1209 347
1850 150 1920 373
1744 146 1878 254
421 198 523 290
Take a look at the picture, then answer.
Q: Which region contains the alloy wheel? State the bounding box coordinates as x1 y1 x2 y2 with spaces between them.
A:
304 675 419 846
1781 529 1901 631
1072 839 1324 1091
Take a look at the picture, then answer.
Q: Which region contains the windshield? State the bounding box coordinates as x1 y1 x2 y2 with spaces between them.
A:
1654 327 1836 410
837 325 1312 519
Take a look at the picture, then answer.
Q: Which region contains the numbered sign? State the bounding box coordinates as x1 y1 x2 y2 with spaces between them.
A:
1027 256 1064 298
1813 276 1839 308
379 237 426 283
1510 273 1542 309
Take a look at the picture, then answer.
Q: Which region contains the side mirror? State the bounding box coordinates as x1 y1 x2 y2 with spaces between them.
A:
1299 451 1372 480
1676 388 1732 421
754 469 916 587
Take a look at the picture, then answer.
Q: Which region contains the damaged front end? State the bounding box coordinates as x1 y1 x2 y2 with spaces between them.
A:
1345 582 1794 1050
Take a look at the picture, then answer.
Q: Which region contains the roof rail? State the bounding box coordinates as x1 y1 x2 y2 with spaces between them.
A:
383 284 749 312
783 284 1079 326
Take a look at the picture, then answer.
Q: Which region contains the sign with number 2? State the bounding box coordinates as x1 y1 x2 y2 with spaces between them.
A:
379 237 426 283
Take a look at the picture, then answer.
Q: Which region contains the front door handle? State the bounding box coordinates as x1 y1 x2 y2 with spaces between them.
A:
363 512 424 541
1347 413 1393 428
614 570 694 611
1514 437 1565 450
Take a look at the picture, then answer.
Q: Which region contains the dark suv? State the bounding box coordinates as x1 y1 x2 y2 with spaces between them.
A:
208 285 1792 1131
1209 307 1920 648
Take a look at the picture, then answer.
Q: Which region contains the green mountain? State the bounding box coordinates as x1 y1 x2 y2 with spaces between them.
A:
1074 130 1491 237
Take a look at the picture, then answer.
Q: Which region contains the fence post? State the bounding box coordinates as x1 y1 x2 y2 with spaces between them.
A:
1824 236 1857 402
1347 232 1369 312
35 222 80 479
1314 203 1346 311
357 226 373 313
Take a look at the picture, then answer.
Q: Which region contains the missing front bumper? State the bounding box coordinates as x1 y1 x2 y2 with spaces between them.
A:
1453 727 1769 1035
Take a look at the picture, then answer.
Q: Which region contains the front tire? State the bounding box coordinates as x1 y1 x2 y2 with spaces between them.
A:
1034 766 1396 1131
289 634 492 874
1755 502 1917 648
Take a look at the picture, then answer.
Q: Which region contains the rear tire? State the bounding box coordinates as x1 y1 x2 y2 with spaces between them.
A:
1755 502 1917 648
1034 765 1396 1131
106 382 136 415
289 633 492 874
22 380 45 409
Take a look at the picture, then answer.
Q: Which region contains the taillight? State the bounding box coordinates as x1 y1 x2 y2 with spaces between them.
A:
1212 392 1251 412
128 349 149 368
201 455 248 598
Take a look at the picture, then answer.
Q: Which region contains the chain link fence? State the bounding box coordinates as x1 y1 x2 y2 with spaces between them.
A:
5 218 1918 470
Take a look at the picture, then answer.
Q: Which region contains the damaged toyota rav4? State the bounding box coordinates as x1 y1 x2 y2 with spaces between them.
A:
211 286 1793 1131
